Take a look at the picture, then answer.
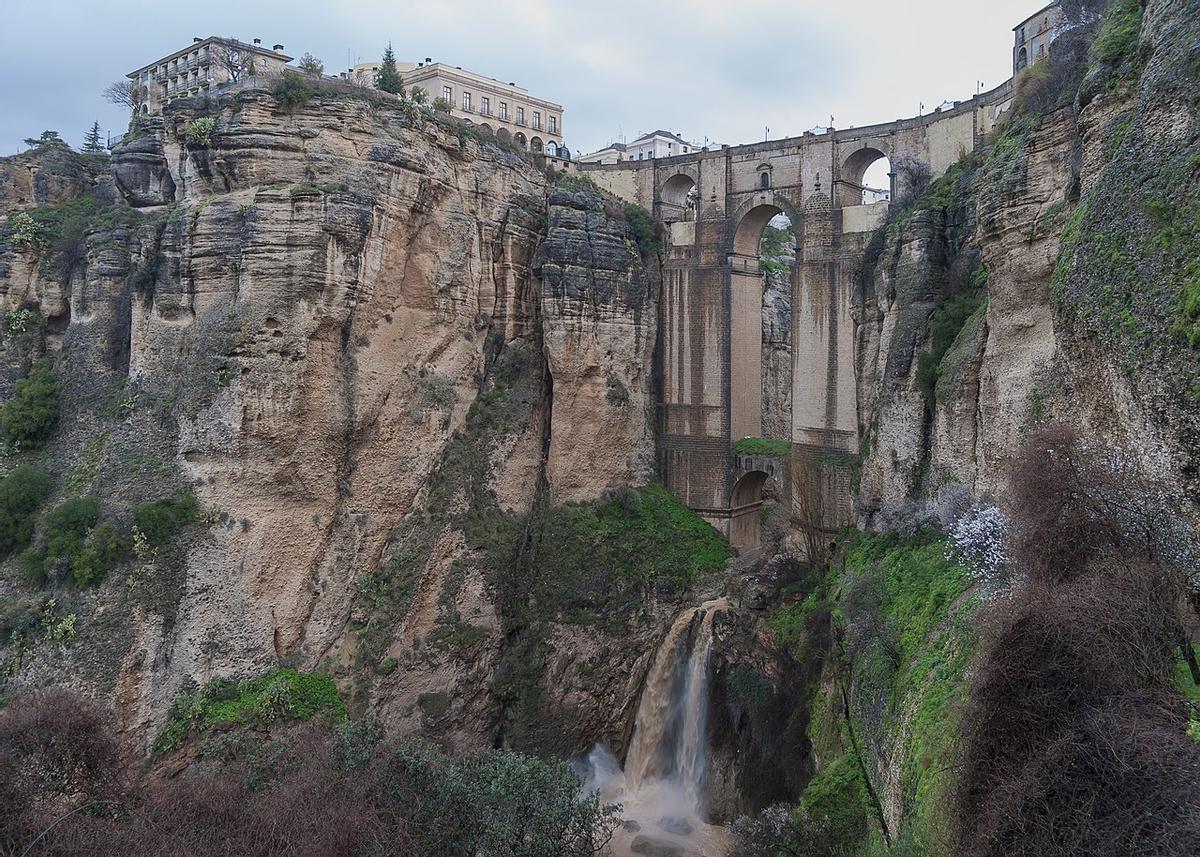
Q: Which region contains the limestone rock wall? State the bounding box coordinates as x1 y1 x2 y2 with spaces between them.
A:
855 0 1199 524
0 87 662 750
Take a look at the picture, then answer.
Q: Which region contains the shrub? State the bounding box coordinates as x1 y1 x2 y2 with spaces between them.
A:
623 203 661 257
953 425 1200 856
0 689 122 852
0 359 59 448
7 212 40 248
71 524 126 587
947 504 1008 583
0 465 52 559
272 70 317 113
184 116 216 146
132 491 198 548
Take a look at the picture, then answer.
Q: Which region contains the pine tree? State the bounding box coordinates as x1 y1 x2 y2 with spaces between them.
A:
82 121 105 154
377 43 404 95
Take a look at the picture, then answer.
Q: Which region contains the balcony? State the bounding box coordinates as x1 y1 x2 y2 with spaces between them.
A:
532 121 542 131
515 118 527 127
479 108 491 117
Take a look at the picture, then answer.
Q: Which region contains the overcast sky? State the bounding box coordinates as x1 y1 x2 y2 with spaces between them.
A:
1 0 1037 158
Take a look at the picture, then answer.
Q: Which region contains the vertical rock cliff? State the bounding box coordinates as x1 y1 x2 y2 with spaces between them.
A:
0 84 674 751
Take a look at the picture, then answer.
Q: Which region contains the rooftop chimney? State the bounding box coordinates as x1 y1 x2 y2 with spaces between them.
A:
193 37 202 43
253 38 261 45
425 57 432 63
273 44 284 51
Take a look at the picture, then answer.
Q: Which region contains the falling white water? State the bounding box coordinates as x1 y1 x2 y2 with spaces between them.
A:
579 599 731 857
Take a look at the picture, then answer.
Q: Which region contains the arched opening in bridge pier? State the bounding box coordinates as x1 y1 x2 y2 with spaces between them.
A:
730 204 794 446
729 470 769 549
660 174 697 223
840 147 892 207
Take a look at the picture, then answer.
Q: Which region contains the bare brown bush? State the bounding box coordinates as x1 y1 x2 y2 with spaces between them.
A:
954 424 1200 857
0 689 123 857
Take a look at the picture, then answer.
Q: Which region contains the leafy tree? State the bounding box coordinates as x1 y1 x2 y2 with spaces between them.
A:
82 121 105 153
22 131 68 150
0 466 52 559
298 52 324 77
376 43 404 95
409 86 428 105
0 360 60 449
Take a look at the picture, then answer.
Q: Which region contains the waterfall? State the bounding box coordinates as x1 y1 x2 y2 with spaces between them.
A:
580 598 731 857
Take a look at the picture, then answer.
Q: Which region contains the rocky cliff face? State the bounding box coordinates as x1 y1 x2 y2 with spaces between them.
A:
0 85 670 752
855 0 1199 523
846 0 1200 840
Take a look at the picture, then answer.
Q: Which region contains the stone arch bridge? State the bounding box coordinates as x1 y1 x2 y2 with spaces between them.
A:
581 82 1013 549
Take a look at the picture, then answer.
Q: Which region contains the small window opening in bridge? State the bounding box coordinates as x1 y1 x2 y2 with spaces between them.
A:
760 172 770 189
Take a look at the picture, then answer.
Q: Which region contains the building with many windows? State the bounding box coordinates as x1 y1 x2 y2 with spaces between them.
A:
1013 1 1068 73
127 37 293 116
347 59 565 155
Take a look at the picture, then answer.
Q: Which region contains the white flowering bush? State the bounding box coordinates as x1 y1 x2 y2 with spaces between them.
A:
948 504 1008 582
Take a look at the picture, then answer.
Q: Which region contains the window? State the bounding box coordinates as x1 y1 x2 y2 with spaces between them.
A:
683 147 689 153
462 91 471 111
760 172 770 189
516 106 525 124
499 101 508 120
481 96 490 115
549 115 557 133
442 86 452 103
533 111 541 129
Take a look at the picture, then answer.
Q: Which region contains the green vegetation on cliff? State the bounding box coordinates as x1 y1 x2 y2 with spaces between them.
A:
0 359 59 449
525 484 732 624
153 668 346 755
762 530 975 855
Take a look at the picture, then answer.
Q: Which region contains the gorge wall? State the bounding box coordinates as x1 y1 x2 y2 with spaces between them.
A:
0 85 695 760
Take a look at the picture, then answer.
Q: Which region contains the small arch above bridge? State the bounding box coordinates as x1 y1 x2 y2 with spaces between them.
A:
660 173 698 222
839 146 891 207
